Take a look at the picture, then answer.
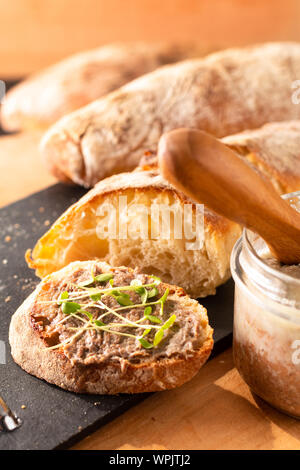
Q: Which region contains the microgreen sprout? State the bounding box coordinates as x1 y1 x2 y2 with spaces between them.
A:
153 314 177 347
61 301 81 315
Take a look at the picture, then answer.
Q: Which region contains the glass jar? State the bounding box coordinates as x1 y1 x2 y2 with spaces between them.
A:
231 191 300 418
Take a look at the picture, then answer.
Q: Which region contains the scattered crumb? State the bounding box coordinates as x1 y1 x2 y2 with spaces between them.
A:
44 220 50 226
39 207 45 213
78 426 83 431
5 296 11 303
21 405 26 410
13 275 18 279
94 401 101 406
4 236 11 243
2 259 7 265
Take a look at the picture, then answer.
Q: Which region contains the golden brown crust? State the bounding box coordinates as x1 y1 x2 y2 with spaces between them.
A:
222 121 300 194
40 42 300 187
1 42 217 131
9 261 213 394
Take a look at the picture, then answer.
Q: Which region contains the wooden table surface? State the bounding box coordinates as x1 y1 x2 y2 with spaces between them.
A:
0 132 299 450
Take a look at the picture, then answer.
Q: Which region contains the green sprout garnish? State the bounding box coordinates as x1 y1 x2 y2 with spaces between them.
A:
147 287 159 299
144 306 162 324
62 301 81 314
42 271 177 351
115 294 133 306
139 338 154 349
90 292 102 302
154 314 176 347
58 291 69 304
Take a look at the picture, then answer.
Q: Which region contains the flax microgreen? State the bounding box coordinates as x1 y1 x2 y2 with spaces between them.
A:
58 291 69 304
153 313 176 347
78 272 114 288
90 293 102 301
147 287 159 299
144 306 162 324
115 294 133 306
138 338 154 349
61 301 81 315
94 272 114 283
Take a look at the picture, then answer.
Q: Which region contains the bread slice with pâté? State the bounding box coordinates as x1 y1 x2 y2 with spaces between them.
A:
9 260 213 394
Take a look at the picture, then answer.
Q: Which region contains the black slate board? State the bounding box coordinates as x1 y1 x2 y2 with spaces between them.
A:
0 184 234 450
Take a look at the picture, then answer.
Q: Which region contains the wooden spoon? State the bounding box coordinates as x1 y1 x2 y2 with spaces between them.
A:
158 128 300 265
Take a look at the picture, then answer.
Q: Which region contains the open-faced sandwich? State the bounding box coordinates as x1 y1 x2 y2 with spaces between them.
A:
9 261 213 394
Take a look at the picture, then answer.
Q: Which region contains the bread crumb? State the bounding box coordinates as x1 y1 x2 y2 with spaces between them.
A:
2 259 7 265
39 207 45 213
4 236 11 242
5 296 11 303
44 220 50 226
78 426 83 431
21 405 26 409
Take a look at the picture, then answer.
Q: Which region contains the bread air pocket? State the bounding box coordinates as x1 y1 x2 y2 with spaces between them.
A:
26 170 241 298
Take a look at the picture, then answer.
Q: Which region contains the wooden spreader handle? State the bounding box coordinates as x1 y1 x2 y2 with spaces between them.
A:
158 128 300 265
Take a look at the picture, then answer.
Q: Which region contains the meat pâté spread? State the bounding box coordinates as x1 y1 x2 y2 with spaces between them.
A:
30 261 209 369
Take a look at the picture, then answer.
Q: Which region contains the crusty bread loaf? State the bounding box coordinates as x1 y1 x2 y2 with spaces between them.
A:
222 121 300 195
1 42 217 132
26 170 241 298
9 260 213 394
40 42 300 187
140 121 300 195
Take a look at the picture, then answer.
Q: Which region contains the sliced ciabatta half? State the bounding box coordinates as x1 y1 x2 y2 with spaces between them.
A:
26 170 241 298
9 261 213 394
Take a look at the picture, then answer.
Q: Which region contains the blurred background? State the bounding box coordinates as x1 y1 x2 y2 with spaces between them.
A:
1 0 300 77
1 0 300 206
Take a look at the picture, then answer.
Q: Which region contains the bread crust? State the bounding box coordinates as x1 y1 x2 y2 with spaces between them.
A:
139 121 300 195
9 261 213 394
222 121 300 194
40 42 300 187
25 170 241 296
1 42 216 132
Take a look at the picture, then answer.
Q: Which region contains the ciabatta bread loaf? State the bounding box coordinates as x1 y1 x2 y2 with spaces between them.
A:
41 42 300 187
222 120 300 194
9 261 213 394
1 42 216 132
26 170 241 298
140 121 300 195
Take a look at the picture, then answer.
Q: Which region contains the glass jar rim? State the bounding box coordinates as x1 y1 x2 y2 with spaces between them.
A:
231 190 300 316
243 190 300 288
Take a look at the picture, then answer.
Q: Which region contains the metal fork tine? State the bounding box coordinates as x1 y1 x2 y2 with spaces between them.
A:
0 395 22 432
